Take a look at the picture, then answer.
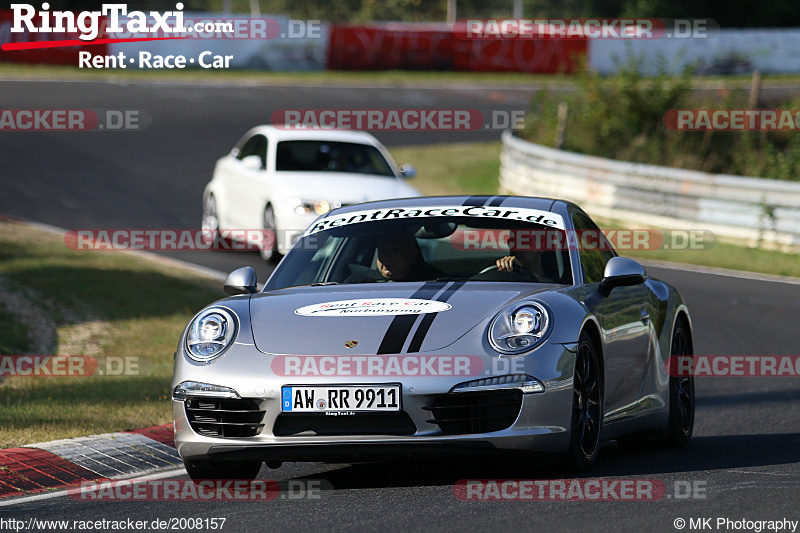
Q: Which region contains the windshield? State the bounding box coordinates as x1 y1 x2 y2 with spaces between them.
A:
275 140 395 177
265 213 573 290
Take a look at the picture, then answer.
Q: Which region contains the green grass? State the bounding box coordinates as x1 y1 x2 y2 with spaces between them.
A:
0 221 222 448
0 306 29 356
395 141 800 278
623 239 800 278
391 142 501 195
520 60 800 181
0 63 566 86
6 62 800 88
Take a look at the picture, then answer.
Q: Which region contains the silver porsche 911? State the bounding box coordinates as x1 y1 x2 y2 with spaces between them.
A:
172 195 694 479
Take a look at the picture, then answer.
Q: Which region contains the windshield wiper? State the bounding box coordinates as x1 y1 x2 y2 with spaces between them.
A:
310 281 340 286
434 277 471 282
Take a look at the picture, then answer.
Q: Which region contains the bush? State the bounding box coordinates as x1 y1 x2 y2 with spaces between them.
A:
520 57 800 181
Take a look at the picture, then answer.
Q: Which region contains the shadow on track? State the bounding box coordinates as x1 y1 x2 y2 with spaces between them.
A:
269 433 800 491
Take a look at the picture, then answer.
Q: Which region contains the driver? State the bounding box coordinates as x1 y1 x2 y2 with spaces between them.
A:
346 232 437 283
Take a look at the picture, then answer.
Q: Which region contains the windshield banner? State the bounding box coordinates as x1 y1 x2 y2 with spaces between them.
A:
302 205 565 236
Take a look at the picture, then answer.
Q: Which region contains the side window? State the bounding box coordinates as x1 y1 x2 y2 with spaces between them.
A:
572 212 615 284
236 134 268 169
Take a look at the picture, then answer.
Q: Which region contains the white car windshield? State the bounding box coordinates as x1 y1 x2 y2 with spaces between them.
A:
265 216 573 290
275 140 395 177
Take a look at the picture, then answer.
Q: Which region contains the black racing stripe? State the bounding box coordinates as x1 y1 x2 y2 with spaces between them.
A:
462 195 493 206
377 281 446 355
488 196 507 207
407 280 466 353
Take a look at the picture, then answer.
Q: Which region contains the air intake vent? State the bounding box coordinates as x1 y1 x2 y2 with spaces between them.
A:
424 390 523 435
185 398 265 438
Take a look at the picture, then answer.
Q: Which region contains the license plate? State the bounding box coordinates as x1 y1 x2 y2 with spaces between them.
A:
281 385 401 413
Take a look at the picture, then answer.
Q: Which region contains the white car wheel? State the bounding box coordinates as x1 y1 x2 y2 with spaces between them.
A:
202 194 220 236
260 205 281 263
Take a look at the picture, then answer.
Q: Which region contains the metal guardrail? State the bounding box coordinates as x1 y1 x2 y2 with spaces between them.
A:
499 131 800 250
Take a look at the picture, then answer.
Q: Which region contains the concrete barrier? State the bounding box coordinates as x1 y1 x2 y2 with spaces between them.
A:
499 130 800 250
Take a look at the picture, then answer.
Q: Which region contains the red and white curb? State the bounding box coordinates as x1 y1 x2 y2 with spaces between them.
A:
0 424 179 499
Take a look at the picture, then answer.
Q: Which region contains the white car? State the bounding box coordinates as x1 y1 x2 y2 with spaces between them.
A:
202 126 420 261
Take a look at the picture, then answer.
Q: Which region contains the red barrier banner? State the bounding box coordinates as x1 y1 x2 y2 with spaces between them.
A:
0 9 107 64
328 23 586 73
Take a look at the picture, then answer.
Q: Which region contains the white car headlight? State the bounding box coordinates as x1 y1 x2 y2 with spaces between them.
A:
489 302 551 354
186 308 237 362
286 197 337 216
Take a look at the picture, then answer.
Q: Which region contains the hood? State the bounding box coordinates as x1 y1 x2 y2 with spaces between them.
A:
249 282 557 355
273 172 419 204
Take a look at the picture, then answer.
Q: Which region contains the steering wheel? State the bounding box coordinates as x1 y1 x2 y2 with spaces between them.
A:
477 262 540 281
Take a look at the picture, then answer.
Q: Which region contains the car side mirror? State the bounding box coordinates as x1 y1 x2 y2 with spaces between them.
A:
241 155 264 171
224 267 258 295
598 257 646 296
398 164 416 179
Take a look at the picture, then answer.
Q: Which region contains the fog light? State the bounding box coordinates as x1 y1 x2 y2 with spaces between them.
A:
172 381 240 400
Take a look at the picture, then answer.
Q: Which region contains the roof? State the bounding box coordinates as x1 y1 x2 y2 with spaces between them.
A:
246 125 383 146
328 195 561 215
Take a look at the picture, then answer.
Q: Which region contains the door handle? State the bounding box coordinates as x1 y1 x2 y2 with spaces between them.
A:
640 306 650 325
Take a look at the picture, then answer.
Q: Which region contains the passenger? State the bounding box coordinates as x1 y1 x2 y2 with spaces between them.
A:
496 249 551 280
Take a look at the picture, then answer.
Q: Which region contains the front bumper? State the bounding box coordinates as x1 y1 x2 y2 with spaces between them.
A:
173 343 576 463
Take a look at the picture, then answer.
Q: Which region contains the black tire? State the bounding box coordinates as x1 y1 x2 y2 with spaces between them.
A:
660 321 695 448
260 205 282 264
183 459 262 481
561 330 604 471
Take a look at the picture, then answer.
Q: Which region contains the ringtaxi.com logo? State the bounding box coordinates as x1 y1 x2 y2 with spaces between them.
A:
0 109 148 131
7 3 233 43
5 4 321 43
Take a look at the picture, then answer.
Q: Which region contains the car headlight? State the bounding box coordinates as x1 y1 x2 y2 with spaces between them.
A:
186 307 237 362
286 197 337 216
489 301 551 354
